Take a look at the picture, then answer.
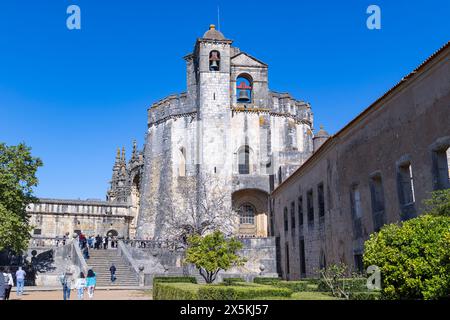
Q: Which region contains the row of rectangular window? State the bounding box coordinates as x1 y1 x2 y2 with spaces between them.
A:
283 183 326 233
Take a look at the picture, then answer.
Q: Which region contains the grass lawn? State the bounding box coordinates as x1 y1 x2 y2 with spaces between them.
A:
256 292 339 300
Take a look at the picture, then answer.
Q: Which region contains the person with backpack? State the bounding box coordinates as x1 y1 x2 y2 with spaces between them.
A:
75 272 86 300
86 269 97 299
60 268 74 301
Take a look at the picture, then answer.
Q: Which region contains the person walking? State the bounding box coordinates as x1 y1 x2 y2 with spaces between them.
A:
60 268 74 301
103 236 108 250
15 266 26 296
75 272 86 300
88 236 93 249
0 267 5 300
83 245 90 260
95 235 101 250
3 267 14 300
86 269 96 299
109 264 117 283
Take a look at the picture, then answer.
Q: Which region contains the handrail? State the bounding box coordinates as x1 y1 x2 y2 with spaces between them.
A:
117 240 140 275
71 240 89 275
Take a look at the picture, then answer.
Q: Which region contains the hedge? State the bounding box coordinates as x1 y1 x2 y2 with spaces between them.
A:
253 277 281 285
153 276 197 284
153 283 200 300
275 281 320 292
317 278 368 293
153 282 293 300
222 278 245 286
198 284 293 300
349 291 382 300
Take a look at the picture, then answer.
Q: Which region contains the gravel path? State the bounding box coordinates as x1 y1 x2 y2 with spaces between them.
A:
7 290 152 301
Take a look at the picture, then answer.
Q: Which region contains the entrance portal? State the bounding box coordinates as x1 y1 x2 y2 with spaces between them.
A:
232 189 269 237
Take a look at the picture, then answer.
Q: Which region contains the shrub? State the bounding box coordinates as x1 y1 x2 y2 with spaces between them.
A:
198 284 293 300
222 278 245 286
276 280 320 292
317 278 367 293
153 282 199 300
154 282 293 300
253 277 281 285
349 291 382 300
185 231 246 283
153 276 197 284
424 189 450 217
364 215 450 300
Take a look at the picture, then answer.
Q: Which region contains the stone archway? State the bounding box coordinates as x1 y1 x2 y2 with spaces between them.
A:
107 229 119 237
232 189 269 237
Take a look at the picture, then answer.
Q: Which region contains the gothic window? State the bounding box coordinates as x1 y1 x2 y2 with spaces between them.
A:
236 74 252 103
239 204 255 225
433 146 450 190
285 242 290 279
319 250 327 270
354 253 364 274
290 202 295 230
370 173 385 232
238 146 250 174
307 189 314 224
209 50 220 71
398 162 415 206
318 183 325 219
178 147 186 177
298 196 304 227
278 167 282 184
299 238 306 276
283 207 288 232
350 184 363 239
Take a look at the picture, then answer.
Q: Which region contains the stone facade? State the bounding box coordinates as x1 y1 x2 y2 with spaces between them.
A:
136 25 313 240
27 198 132 238
271 42 450 279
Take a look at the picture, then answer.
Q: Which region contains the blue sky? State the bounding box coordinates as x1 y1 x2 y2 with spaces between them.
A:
0 0 449 199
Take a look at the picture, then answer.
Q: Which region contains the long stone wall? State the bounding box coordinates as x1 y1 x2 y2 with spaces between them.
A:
271 42 450 279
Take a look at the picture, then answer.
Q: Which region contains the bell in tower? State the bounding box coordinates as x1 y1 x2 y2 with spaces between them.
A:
236 78 252 103
238 89 250 102
209 50 220 71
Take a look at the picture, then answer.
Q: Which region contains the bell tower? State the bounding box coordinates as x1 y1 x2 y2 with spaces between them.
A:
194 25 233 175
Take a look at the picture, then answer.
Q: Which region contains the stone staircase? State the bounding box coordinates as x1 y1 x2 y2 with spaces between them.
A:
86 249 139 287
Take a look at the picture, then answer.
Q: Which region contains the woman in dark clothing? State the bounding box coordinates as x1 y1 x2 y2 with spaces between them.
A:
109 264 116 283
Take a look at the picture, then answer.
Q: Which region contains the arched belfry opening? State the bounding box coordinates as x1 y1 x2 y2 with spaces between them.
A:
232 189 269 237
209 50 221 71
236 74 253 103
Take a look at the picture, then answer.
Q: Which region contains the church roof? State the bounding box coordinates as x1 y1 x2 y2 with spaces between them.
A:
203 24 225 40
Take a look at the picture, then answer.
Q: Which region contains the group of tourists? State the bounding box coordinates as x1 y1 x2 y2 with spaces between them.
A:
59 263 117 300
0 266 26 300
60 268 98 300
77 234 119 251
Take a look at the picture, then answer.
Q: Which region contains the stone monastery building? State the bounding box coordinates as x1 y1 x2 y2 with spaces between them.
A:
27 25 317 242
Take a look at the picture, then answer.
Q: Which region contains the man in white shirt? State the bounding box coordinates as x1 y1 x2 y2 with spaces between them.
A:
15 267 26 296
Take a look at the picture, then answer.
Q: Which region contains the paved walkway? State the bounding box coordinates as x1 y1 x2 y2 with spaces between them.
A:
7 290 152 300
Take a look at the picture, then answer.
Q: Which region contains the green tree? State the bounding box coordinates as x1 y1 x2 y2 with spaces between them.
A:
0 142 43 253
424 189 450 217
185 231 246 284
363 215 450 300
